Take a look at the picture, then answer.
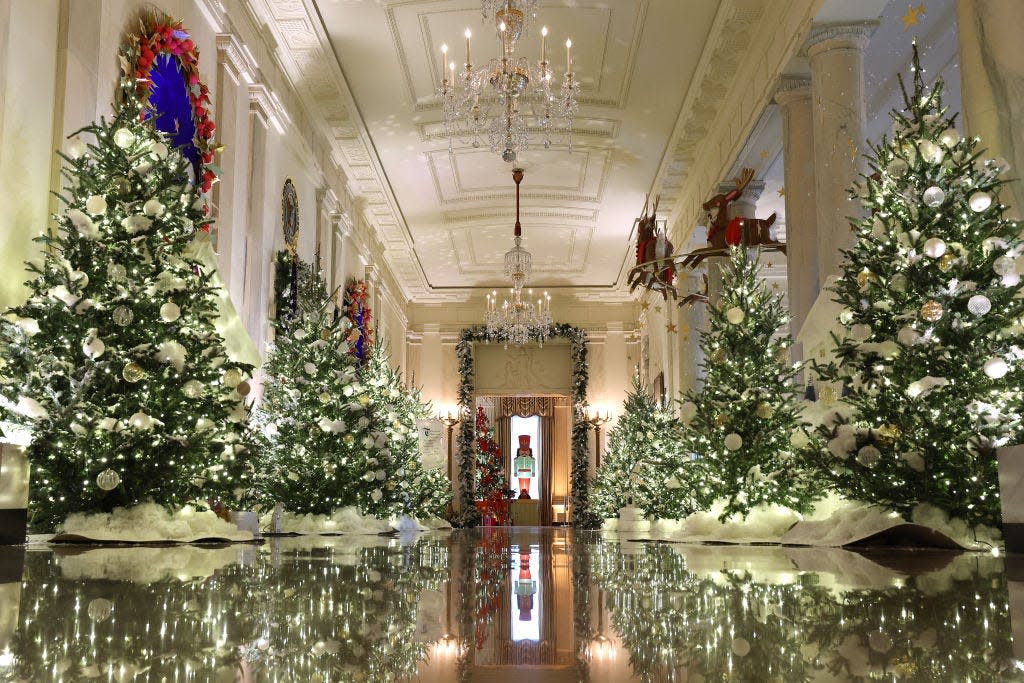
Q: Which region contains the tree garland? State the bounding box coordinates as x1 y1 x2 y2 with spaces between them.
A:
454 323 596 527
343 280 373 365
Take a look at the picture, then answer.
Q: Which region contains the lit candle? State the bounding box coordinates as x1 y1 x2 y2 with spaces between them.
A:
566 38 572 72
441 43 448 81
465 28 472 65
541 26 548 63
450 61 456 83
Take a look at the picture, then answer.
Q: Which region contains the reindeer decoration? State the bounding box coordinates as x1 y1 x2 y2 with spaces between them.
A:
676 168 786 269
626 195 678 300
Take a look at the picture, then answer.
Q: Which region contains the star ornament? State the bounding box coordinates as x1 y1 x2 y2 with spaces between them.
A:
666 322 678 334
901 4 925 31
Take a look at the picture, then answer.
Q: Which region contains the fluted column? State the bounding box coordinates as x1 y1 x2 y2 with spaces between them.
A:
334 215 354 293
956 0 1024 216
774 75 818 338
806 22 875 285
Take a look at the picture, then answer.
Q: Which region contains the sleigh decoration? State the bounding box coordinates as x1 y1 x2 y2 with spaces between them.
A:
627 168 786 305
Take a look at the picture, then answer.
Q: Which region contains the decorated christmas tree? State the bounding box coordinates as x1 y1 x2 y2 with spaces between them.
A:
360 340 451 520
805 45 1024 529
0 93 251 531
674 246 814 520
249 263 377 516
592 374 697 520
474 407 508 505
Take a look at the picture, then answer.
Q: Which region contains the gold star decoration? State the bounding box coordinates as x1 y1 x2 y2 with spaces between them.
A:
771 282 781 290
666 322 677 334
655 305 663 313
901 4 925 31
759 149 769 160
640 300 650 311
680 323 690 334
777 186 785 197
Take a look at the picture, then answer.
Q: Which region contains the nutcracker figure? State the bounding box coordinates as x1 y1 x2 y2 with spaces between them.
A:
515 551 536 620
514 434 536 499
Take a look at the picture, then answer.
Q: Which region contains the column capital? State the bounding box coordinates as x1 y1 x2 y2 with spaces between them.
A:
248 84 287 133
774 75 812 106
216 33 256 84
364 263 380 286
804 21 877 58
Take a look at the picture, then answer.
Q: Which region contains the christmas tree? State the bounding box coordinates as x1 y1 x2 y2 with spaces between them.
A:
0 98 251 531
675 246 814 520
805 44 1024 529
249 262 377 516
592 374 697 520
359 340 451 520
474 407 508 504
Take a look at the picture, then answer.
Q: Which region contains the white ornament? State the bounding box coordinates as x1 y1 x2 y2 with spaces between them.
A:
143 199 165 216
885 158 908 177
679 401 697 423
967 295 991 317
917 139 944 164
159 302 181 323
838 309 855 325
994 256 1016 276
922 186 945 207
724 433 743 451
731 638 751 657
87 598 114 622
938 128 961 148
969 191 993 213
790 429 810 448
129 411 155 430
294 328 309 340
304 362 317 375
850 324 872 342
82 335 105 359
923 237 946 258
150 142 168 159
1003 272 1021 287
725 307 745 325
96 468 121 491
66 137 88 159
155 340 187 373
15 317 40 336
856 445 881 467
97 417 119 432
222 368 243 388
85 195 108 215
984 357 1009 379
906 376 950 399
370 489 383 503
112 128 136 148
182 380 204 398
896 327 921 346
66 208 99 239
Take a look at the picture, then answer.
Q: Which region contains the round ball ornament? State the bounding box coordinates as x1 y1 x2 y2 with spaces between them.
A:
774 346 790 364
818 385 840 404
713 413 728 427
85 195 108 215
920 300 944 322
984 356 1009 379
122 362 146 383
319 392 332 404
994 256 1016 277
236 380 252 398
922 186 946 207
222 368 243 388
96 468 121 491
937 254 955 272
725 307 745 325
886 158 908 177
679 401 698 423
182 380 204 398
160 302 181 323
890 273 908 292
66 137 88 159
856 445 881 467
710 348 726 363
856 270 876 290
876 423 901 447
83 337 105 359
321 328 332 341
724 433 743 451
112 128 136 149
923 238 947 258
87 598 114 622
969 191 993 213
731 637 751 657
938 128 961 147
917 139 943 164
967 295 992 317
755 402 773 419
112 306 134 327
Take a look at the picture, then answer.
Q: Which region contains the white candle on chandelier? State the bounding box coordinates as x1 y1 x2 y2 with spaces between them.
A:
450 61 456 84
566 38 572 72
441 43 448 81
541 26 548 63
465 28 472 65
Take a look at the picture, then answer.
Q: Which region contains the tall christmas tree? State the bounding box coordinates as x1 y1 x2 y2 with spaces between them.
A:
805 45 1024 529
674 247 814 520
249 262 376 516
474 407 508 504
360 340 451 520
592 374 697 520
0 98 251 531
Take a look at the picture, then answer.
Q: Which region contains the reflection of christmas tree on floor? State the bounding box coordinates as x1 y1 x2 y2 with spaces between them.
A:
803 44 1024 530
0 92 250 531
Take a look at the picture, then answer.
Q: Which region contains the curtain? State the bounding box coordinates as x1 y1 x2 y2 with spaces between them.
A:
539 414 553 526
497 416 512 494
497 396 553 418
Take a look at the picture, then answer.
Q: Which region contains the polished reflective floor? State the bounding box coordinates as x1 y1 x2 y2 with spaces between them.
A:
0 528 1022 681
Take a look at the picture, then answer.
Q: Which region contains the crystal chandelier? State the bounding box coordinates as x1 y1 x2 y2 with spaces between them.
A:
483 168 553 346
438 0 579 163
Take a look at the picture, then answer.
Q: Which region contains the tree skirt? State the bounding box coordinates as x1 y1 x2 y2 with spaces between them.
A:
261 507 452 535
50 503 254 544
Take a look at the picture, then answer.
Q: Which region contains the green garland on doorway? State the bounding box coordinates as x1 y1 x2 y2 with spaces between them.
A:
454 323 597 527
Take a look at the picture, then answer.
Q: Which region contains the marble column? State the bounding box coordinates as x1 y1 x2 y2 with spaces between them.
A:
774 75 818 339
676 272 706 394
956 0 1024 217
805 22 875 285
333 215 354 293
242 85 274 358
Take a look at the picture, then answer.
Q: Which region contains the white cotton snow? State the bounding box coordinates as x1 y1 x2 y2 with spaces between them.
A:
56 503 254 543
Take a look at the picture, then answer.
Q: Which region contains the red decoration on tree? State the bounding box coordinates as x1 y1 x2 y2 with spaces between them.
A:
474 406 509 525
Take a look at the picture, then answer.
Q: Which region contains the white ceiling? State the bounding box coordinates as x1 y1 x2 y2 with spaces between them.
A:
314 0 720 295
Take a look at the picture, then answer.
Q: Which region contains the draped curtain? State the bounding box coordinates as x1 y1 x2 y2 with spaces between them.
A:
498 397 554 525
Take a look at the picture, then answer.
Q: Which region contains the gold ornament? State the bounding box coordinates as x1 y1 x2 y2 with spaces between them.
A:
710 348 726 363
122 362 146 383
920 300 944 322
96 468 121 491
774 346 790 365
236 380 251 397
876 423 901 446
319 392 332 404
755 402 773 419
818 386 839 404
321 328 332 341
937 253 955 272
856 269 876 290
222 368 243 388
714 414 728 427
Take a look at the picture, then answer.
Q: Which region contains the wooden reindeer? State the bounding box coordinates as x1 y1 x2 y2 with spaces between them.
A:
679 272 710 307
626 194 678 300
676 168 785 270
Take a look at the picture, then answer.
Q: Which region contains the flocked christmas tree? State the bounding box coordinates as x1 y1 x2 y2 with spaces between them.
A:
249 261 377 516
674 247 815 520
474 407 508 504
0 99 251 530
592 374 698 520
360 340 451 520
805 44 1024 530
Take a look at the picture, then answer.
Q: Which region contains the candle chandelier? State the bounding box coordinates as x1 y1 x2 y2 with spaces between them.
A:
438 0 579 163
484 168 553 346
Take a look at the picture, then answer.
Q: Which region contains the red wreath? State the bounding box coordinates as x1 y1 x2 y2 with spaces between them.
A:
120 13 219 194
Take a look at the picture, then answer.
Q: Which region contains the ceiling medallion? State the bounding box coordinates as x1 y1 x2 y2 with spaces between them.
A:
484 168 552 347
438 0 579 163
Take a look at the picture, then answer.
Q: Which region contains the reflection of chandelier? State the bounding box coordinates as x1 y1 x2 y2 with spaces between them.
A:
438 0 579 162
483 168 552 346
